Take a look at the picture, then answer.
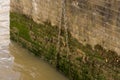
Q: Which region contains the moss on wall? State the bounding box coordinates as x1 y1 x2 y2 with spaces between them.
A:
10 12 120 80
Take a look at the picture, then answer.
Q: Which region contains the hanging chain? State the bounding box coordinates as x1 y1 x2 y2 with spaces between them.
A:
56 0 70 68
63 1 71 76
63 0 70 58
56 0 64 68
56 0 70 59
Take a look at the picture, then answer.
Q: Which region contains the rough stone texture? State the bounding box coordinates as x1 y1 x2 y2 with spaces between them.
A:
11 0 62 25
10 12 120 80
10 0 120 80
67 0 120 55
11 0 120 55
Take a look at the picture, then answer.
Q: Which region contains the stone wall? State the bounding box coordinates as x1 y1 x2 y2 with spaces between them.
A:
11 0 62 25
11 0 120 55
10 0 120 80
67 0 120 55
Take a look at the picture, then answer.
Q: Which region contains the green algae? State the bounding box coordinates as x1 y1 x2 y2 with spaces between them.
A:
10 12 120 80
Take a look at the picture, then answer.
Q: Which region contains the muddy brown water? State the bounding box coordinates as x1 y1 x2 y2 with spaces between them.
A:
0 0 68 80
0 41 69 80
9 41 68 80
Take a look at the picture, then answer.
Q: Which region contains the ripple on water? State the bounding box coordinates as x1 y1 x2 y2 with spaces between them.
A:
0 0 20 80
0 0 68 80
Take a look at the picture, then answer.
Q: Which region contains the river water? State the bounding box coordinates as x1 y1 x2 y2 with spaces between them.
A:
0 0 68 80
9 41 68 80
0 41 68 80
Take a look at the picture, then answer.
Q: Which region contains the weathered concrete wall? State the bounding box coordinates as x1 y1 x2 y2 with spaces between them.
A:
67 0 120 55
11 0 62 25
10 0 120 80
11 0 120 55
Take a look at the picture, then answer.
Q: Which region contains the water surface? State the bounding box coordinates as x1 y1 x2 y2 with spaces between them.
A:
9 42 68 80
0 0 68 80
